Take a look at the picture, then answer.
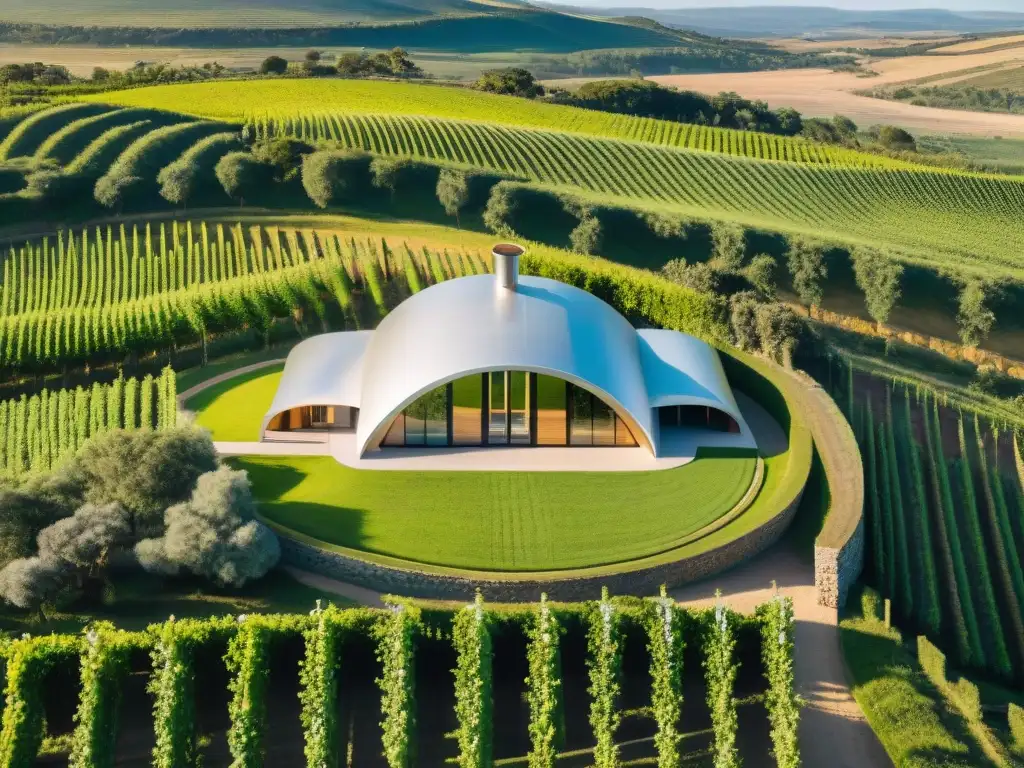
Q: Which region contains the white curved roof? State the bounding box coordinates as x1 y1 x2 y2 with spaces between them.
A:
637 329 749 434
356 274 656 454
261 271 749 457
260 331 372 435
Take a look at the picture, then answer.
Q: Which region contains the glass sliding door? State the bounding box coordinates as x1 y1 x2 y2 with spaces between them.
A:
592 397 616 446
452 375 483 445
509 371 530 445
405 394 427 446
569 384 593 445
488 371 507 444
535 374 567 445
424 385 448 446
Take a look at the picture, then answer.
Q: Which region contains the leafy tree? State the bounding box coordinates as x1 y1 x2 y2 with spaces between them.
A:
483 182 516 235
370 157 409 200
305 50 322 65
0 472 81 569
301 149 369 209
214 152 267 206
851 247 903 325
436 169 469 227
36 502 131 574
0 556 64 609
251 136 311 182
755 303 802 365
787 238 827 308
743 254 777 299
570 216 601 256
710 222 745 272
662 259 719 294
157 160 198 207
877 125 916 151
475 68 543 98
336 48 421 77
94 173 141 211
729 291 759 352
136 467 280 587
957 280 996 348
260 56 288 75
71 428 218 539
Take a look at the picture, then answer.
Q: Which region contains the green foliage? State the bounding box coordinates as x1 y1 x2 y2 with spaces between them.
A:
916 635 947 692
135 466 280 587
704 599 740 768
0 634 81 768
710 222 745 272
569 216 601 256
587 587 622 768
260 56 288 76
786 238 826 308
436 169 469 227
452 591 493 768
475 68 543 98
1009 703 1024 752
375 602 417 768
758 593 800 768
851 247 903 325
525 594 563 768
882 391 912 618
876 125 917 152
301 149 369 209
646 586 685 768
215 151 268 204
957 280 995 348
298 602 347 768
483 182 515 235
70 623 143 768
743 254 776 299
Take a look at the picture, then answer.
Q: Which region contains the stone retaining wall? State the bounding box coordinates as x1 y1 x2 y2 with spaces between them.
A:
278 488 803 602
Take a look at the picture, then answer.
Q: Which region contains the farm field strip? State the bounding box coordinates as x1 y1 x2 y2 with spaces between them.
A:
256 111 1024 274
81 79 899 168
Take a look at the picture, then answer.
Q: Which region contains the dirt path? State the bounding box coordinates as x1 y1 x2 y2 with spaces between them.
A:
671 543 892 768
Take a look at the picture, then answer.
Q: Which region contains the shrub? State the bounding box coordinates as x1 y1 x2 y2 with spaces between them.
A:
0 556 65 610
526 594 563 768
475 68 543 98
452 592 493 768
728 292 759 352
710 222 745 272
36 501 131 571
215 151 268 205
156 160 198 207
260 56 288 75
662 259 719 294
569 216 601 255
755 302 801 365
135 466 280 587
744 254 777 299
587 587 622 768
94 172 142 210
301 149 370 208
482 182 516 235
957 280 995 348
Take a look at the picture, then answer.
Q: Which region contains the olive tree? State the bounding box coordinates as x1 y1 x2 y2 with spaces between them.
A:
157 160 198 208
436 169 469 227
136 466 280 588
787 238 827 309
301 149 369 209
851 247 903 325
957 280 996 348
569 216 601 256
215 151 267 206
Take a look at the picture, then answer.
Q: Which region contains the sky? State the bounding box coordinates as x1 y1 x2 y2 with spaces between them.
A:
544 0 1022 9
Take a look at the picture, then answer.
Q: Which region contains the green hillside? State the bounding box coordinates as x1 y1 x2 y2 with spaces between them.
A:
0 0 530 26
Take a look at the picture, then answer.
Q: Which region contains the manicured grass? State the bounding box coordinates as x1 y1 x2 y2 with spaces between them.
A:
236 451 757 571
841 608 991 767
186 365 284 441
0 568 342 635
176 345 292 393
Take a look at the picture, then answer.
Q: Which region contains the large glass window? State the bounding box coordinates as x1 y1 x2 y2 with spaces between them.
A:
424 386 448 446
378 373 638 449
570 385 593 445
452 375 483 445
488 371 507 444
535 374 566 446
509 371 530 445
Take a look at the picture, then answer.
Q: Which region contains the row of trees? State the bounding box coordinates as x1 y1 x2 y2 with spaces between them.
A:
0 367 176 477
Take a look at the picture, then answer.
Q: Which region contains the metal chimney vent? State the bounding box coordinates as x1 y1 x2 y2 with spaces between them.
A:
492 243 524 293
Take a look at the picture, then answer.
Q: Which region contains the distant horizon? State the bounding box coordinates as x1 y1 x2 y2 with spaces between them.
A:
538 1 1023 11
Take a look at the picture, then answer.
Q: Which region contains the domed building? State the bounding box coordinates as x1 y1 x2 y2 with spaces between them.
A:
261 244 752 459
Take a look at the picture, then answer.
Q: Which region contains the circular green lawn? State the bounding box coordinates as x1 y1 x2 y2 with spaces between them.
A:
187 366 758 571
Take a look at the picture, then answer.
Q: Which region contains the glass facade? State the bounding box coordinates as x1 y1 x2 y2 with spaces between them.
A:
379 372 638 448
